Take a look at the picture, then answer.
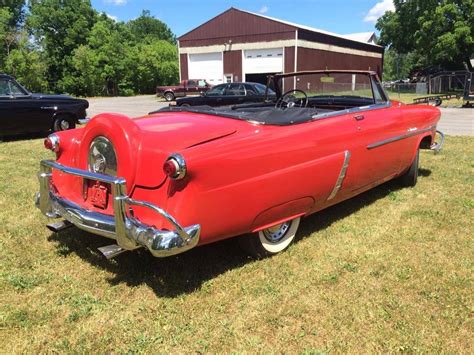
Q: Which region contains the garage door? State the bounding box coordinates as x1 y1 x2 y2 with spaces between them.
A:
243 48 283 75
188 52 223 85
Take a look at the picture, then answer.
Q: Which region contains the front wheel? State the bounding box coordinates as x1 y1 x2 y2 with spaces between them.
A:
239 217 301 258
398 148 419 187
53 115 76 132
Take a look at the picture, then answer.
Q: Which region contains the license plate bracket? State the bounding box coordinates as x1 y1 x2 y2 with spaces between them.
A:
90 181 108 209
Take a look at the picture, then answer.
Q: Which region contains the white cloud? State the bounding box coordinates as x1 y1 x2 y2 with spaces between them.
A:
105 0 127 6
107 14 118 21
364 0 394 23
259 5 269 14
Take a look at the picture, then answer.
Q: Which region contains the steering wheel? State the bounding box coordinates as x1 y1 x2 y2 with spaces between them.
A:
275 89 308 109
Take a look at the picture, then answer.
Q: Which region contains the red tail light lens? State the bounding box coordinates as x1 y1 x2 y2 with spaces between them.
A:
163 159 178 177
44 134 60 152
163 154 186 180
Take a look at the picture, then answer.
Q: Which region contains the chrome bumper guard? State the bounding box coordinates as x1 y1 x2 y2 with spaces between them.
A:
430 130 445 154
36 160 200 257
78 118 91 125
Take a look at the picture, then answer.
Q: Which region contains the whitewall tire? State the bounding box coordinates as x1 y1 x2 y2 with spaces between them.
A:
239 217 301 258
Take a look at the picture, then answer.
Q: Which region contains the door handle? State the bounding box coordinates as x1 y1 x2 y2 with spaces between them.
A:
354 114 365 121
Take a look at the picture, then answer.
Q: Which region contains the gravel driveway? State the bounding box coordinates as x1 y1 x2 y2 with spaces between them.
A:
87 95 168 118
87 95 473 136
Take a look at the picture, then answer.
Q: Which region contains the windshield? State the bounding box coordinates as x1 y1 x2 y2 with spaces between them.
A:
274 72 384 103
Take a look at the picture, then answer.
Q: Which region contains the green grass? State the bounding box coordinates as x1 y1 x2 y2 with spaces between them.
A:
0 136 473 353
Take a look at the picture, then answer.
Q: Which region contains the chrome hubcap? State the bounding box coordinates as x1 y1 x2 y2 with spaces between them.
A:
262 222 291 243
60 120 70 130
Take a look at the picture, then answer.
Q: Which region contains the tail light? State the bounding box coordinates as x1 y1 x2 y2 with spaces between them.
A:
44 134 60 152
163 153 186 180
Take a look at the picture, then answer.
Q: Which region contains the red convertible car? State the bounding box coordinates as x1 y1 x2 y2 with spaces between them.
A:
36 70 444 259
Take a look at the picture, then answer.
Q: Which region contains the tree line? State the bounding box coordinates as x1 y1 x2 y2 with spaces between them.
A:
0 0 179 96
377 0 473 81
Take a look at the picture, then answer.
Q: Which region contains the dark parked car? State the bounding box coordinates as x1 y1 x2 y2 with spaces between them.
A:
0 73 89 137
176 82 276 107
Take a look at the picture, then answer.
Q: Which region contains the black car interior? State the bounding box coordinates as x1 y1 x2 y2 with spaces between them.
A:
157 72 388 125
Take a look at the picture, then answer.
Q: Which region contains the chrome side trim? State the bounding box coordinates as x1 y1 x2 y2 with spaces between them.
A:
327 150 351 201
37 160 200 257
367 126 434 150
312 102 392 121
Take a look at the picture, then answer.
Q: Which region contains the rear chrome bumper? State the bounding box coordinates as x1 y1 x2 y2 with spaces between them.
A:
36 160 200 257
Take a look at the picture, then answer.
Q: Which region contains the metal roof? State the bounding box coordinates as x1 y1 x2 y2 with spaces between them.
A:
342 32 376 44
234 8 382 48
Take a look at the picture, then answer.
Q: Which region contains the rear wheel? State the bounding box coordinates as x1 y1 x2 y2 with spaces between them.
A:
53 115 76 132
399 148 419 187
239 217 301 258
164 92 175 102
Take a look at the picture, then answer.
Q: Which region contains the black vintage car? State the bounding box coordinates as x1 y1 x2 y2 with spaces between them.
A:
0 73 89 137
176 82 276 107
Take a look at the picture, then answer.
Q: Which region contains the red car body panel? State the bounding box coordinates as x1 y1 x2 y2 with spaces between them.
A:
50 100 440 247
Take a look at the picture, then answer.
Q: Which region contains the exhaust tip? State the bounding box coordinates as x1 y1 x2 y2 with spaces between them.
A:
46 220 73 233
98 244 126 259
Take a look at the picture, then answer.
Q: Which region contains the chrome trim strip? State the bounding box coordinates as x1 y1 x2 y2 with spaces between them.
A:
327 150 351 201
311 102 392 122
37 160 200 257
367 126 435 150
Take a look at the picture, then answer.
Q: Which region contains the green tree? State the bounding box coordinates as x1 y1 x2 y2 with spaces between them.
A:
377 0 474 69
383 49 419 81
4 34 48 92
64 15 133 96
28 0 97 91
0 0 25 27
0 7 12 63
0 2 24 65
127 10 175 44
125 39 178 94
4 1 179 96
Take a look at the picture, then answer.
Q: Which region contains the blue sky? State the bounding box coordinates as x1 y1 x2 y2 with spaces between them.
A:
90 0 395 37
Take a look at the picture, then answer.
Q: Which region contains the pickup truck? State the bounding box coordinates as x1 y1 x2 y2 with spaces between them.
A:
156 79 211 101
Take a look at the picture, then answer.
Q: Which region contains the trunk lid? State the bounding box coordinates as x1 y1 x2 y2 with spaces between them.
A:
135 111 239 151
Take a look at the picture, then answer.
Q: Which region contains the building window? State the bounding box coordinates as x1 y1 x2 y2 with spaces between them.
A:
224 74 233 83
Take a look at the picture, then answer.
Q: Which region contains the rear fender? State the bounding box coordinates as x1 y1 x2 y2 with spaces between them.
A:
403 129 436 172
251 197 314 232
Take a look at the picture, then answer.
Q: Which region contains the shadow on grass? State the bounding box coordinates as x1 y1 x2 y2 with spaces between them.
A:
47 175 429 298
418 168 431 177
